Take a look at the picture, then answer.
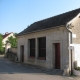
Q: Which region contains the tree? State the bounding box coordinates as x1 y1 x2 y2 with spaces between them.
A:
0 34 3 52
13 33 18 37
8 36 17 48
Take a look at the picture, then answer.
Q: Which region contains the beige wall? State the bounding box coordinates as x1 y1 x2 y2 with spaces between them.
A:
9 48 17 53
68 13 80 44
5 43 11 54
2 33 15 47
17 26 70 70
65 13 80 74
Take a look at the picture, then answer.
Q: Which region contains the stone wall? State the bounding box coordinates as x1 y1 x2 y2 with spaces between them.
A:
9 48 17 53
68 13 80 44
17 26 70 70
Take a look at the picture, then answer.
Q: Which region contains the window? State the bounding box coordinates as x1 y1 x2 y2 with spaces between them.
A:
38 37 46 60
29 38 35 58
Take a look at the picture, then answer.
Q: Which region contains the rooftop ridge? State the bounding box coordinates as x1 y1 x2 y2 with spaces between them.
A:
18 8 80 36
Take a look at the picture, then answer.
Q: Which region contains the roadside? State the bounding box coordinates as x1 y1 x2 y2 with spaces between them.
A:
0 55 80 80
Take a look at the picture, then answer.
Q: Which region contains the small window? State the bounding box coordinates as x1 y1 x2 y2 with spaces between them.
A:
29 38 35 58
38 37 46 60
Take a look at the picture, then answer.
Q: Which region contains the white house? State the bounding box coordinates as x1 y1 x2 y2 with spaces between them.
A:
2 32 15 47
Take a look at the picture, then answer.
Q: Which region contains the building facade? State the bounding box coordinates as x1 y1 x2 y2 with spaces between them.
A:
17 8 80 74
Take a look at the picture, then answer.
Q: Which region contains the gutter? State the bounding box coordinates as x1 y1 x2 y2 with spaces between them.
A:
18 25 65 36
66 25 73 75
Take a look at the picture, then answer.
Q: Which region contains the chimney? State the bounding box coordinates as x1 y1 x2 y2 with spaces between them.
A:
5 32 8 34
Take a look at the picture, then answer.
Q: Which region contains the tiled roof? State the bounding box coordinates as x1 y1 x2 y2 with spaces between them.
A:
18 8 80 35
3 33 11 39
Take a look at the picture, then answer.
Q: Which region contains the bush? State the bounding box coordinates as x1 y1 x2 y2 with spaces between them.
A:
0 34 3 52
75 67 80 71
0 48 5 55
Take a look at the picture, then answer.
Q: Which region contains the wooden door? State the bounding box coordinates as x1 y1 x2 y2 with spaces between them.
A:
21 45 24 62
55 43 60 69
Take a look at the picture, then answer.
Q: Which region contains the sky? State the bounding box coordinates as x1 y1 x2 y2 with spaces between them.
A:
0 0 80 34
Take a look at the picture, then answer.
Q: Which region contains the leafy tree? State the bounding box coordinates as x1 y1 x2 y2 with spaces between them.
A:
14 33 18 37
8 36 17 48
0 33 2 36
0 34 3 52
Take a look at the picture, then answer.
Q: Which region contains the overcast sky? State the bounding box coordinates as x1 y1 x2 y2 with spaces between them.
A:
0 0 80 34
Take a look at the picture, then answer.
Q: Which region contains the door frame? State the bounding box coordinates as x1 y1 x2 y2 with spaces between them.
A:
20 45 24 62
52 40 62 69
54 43 60 69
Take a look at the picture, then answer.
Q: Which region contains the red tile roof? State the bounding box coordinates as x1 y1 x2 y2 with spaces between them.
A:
3 33 11 39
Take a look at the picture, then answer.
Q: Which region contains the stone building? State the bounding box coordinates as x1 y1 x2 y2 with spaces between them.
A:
17 8 80 74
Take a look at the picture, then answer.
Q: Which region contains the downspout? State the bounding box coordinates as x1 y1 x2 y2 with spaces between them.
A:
66 25 73 75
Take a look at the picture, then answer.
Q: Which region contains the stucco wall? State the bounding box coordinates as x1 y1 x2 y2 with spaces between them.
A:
17 26 70 70
9 48 17 53
5 43 11 54
68 13 80 44
74 44 80 61
2 33 15 47
74 44 80 67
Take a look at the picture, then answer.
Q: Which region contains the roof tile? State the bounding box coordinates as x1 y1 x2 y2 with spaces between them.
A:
19 8 80 35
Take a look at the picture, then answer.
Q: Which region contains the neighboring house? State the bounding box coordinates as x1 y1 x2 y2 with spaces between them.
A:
17 8 80 74
2 32 15 47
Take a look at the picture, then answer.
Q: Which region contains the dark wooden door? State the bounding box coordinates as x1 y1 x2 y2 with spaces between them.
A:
55 43 60 69
21 45 24 62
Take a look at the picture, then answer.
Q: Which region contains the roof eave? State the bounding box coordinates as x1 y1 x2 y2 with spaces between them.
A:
18 25 65 37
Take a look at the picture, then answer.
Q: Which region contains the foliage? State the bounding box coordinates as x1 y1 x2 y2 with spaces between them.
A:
0 33 2 36
0 48 5 55
0 34 3 52
8 36 17 48
75 67 80 71
14 33 18 37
